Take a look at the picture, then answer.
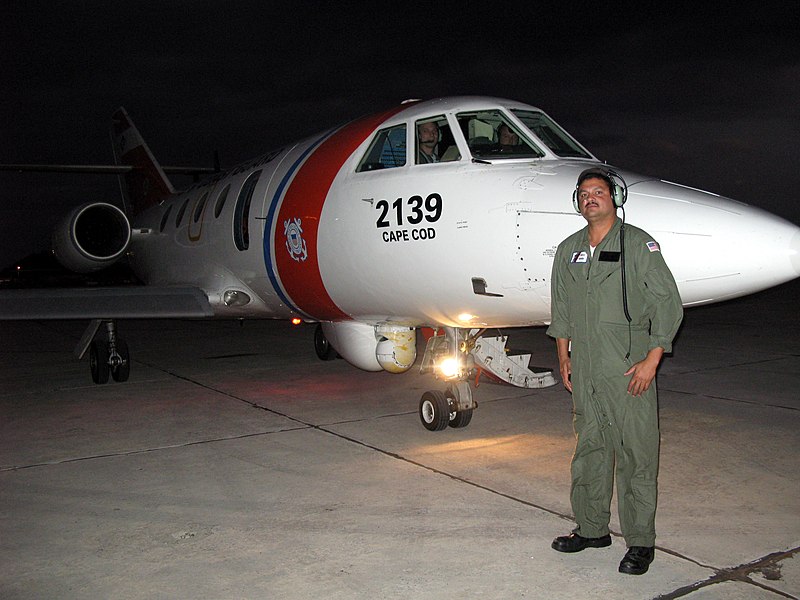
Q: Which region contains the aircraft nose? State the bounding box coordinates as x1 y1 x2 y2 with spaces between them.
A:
791 228 800 278
625 179 800 304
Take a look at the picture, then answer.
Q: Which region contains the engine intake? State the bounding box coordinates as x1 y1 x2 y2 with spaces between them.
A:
52 202 131 273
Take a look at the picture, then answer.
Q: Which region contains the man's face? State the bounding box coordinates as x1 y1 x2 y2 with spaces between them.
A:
577 177 616 220
498 125 519 146
418 122 439 153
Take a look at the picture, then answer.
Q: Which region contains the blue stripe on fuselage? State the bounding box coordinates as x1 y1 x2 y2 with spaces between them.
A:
262 130 336 317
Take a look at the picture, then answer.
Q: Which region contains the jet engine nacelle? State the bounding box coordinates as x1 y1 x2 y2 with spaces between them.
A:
52 202 131 273
322 322 416 373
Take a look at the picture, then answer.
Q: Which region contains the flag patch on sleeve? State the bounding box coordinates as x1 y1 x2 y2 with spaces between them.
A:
646 241 660 252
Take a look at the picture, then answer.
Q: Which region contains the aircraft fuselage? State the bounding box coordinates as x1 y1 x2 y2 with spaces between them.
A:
126 97 800 331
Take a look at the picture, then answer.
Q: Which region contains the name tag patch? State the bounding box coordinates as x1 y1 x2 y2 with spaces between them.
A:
570 251 589 264
599 251 620 262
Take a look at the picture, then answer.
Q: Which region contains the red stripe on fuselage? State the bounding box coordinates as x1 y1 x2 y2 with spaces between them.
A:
274 105 408 320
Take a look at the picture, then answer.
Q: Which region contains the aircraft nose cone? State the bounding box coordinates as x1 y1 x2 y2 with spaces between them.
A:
625 179 800 302
791 228 800 278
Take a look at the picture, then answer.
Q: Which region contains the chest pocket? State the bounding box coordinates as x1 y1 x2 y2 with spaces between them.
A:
566 264 585 284
595 262 628 324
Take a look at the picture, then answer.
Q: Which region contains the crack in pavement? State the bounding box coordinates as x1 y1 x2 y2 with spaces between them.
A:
652 546 799 599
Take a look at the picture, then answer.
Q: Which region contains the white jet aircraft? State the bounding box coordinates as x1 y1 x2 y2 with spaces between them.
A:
2 96 798 431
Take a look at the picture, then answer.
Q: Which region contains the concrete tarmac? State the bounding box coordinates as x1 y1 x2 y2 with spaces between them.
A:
1 278 798 599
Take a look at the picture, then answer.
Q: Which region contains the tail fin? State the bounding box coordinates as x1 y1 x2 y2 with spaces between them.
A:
111 107 174 215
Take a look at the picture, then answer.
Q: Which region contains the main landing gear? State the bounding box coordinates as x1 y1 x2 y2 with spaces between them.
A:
80 319 130 383
313 323 338 361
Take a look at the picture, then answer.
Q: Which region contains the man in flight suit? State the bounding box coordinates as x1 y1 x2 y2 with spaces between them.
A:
547 167 683 575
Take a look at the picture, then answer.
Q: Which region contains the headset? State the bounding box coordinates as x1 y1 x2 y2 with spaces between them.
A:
572 167 627 213
572 167 634 358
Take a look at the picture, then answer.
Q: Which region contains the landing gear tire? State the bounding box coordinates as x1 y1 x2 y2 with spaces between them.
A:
419 390 452 431
90 340 110 384
111 339 130 383
449 408 473 428
314 324 337 361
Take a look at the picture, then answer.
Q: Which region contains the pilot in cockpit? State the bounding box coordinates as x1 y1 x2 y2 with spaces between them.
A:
416 121 440 164
497 123 523 153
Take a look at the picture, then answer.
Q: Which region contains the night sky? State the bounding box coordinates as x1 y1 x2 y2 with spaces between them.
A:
2 2 798 269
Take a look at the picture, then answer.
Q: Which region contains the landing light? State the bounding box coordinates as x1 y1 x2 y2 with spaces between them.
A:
223 290 251 307
457 313 476 323
438 357 461 378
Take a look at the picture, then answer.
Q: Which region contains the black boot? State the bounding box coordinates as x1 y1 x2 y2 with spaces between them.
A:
551 531 612 553
619 546 655 575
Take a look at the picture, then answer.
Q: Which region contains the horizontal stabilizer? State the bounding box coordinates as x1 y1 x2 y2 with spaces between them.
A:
0 286 214 320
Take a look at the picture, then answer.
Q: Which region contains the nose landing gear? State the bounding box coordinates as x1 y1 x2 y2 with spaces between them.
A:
419 328 478 431
419 380 475 431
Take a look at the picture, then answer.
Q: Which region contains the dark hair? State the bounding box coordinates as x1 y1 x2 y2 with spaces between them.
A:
576 167 613 192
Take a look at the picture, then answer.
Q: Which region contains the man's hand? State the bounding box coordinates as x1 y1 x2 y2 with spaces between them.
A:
556 338 572 393
559 357 573 393
624 348 664 396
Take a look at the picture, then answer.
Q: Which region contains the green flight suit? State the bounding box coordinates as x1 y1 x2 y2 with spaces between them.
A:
547 217 683 547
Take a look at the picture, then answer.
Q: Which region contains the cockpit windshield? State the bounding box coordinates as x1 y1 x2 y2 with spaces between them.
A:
511 109 591 158
456 110 544 160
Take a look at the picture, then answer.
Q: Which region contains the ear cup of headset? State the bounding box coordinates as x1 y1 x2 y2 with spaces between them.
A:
612 184 625 207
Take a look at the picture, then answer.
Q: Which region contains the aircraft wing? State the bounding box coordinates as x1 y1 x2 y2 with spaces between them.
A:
0 163 218 176
0 286 214 320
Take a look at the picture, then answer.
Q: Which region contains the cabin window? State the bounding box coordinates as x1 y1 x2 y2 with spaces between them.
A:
175 197 191 228
159 204 173 232
356 124 406 172
456 110 544 160
415 116 460 164
233 170 262 251
193 191 209 223
214 184 231 218
511 109 590 158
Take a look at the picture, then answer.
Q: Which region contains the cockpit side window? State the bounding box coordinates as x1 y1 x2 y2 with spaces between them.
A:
511 109 591 158
415 115 460 164
356 124 406 172
456 110 544 160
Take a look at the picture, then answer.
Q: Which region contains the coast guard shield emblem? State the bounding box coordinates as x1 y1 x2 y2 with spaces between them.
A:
284 217 308 262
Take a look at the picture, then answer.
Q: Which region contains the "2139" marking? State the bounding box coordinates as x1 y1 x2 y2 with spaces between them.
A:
375 193 442 228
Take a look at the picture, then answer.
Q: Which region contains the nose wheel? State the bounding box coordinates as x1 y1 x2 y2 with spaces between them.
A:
418 382 475 431
419 390 451 431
